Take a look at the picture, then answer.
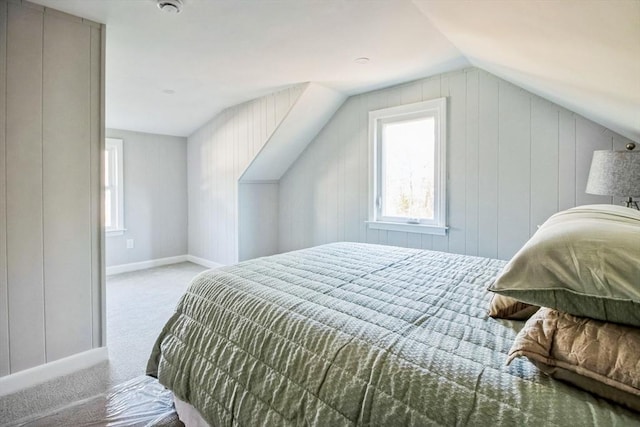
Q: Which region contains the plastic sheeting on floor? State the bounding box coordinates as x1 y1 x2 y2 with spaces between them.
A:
15 376 183 427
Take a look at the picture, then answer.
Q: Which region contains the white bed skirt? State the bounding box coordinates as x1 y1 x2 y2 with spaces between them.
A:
174 396 212 427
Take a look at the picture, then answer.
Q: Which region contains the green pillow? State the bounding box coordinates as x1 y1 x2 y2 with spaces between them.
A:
487 204 640 327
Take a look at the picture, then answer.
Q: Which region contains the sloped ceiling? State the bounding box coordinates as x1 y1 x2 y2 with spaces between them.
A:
29 0 640 142
28 0 467 137
414 0 640 142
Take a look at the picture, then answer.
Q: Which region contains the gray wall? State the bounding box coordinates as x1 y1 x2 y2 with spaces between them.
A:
0 0 103 376
279 68 635 260
188 86 303 265
238 183 279 261
105 129 188 267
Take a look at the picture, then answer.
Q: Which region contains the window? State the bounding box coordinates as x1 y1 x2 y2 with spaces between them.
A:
368 98 447 235
105 138 124 235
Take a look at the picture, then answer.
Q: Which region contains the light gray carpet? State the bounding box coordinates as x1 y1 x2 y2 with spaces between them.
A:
1 262 208 427
106 262 207 386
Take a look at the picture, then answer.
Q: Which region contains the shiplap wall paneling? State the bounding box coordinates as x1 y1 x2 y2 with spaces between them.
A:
0 0 8 377
445 71 468 256
1 1 103 376
477 72 499 258
341 99 362 245
497 82 531 260
6 1 46 373
530 97 559 237
90 24 103 348
43 11 93 362
278 68 635 260
558 109 577 210
418 77 443 251
188 86 303 265
464 71 480 256
238 183 279 261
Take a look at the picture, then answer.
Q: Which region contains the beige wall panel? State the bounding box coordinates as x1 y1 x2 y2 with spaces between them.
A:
90 25 103 347
42 13 93 361
0 0 9 377
6 2 46 372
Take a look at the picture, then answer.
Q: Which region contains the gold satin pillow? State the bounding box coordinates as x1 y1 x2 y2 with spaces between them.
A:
508 308 640 413
487 294 538 320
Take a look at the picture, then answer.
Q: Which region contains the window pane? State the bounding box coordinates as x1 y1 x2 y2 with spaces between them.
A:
104 149 111 186
105 188 112 228
381 117 435 220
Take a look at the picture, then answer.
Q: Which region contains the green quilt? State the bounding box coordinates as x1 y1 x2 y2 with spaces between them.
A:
147 242 640 426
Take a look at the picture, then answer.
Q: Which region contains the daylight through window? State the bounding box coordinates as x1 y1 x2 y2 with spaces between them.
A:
105 138 124 235
368 98 447 235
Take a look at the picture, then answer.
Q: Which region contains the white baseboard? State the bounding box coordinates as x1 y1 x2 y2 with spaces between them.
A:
106 255 189 275
0 347 108 396
186 255 224 269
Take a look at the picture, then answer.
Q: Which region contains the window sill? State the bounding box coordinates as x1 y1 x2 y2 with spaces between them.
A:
366 221 447 236
106 229 126 237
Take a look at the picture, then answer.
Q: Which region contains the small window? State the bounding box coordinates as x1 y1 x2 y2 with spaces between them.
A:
367 98 447 235
105 138 125 236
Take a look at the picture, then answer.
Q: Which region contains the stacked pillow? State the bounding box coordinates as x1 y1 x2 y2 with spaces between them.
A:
487 204 640 412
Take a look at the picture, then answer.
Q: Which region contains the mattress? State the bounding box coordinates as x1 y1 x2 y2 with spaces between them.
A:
147 242 640 426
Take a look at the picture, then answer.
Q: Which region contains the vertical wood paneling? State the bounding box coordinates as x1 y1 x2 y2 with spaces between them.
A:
89 26 102 348
42 13 92 361
336 104 346 242
421 76 441 101
239 183 279 261
387 232 407 248
0 0 8 377
342 99 360 243
356 97 369 244
497 82 530 260
446 71 467 255
401 81 422 105
558 109 577 210
464 70 479 256
477 72 499 258
188 86 302 264
2 1 103 375
418 77 437 248
6 2 46 372
431 76 449 253
530 98 559 234
278 68 629 261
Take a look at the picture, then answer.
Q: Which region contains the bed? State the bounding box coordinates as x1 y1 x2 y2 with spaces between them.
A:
147 239 640 426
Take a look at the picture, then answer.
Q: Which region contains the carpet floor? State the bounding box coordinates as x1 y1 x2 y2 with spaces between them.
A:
106 262 207 386
1 261 208 427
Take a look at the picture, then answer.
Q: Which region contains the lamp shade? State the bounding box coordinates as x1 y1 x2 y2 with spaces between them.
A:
586 150 640 197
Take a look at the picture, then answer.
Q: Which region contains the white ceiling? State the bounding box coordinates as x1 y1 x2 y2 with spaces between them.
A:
30 0 640 142
415 0 640 143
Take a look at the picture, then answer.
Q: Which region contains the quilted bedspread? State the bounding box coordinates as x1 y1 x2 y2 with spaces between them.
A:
147 242 640 426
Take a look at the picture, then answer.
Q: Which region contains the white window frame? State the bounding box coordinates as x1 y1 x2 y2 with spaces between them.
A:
105 138 125 236
367 98 447 236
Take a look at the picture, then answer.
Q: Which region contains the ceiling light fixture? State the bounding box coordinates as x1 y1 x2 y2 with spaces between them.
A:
157 0 183 14
354 57 370 64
